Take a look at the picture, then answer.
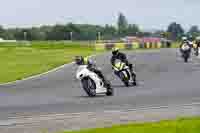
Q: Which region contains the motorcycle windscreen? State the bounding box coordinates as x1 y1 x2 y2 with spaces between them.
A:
114 61 126 71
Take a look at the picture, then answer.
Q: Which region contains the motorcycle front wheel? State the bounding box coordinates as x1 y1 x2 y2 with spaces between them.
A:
81 77 96 97
119 71 129 87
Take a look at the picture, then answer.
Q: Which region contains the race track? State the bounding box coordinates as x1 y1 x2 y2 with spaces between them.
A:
1 49 200 132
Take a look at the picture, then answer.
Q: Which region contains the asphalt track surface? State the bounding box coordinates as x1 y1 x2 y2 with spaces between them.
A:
1 49 200 132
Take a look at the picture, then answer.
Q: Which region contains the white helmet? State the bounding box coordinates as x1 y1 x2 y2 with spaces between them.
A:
182 37 187 41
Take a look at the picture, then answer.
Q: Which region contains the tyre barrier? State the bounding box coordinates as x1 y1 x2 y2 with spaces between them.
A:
105 43 115 50
125 43 133 49
95 42 169 51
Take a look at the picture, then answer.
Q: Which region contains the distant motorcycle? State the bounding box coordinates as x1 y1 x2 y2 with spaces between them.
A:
113 61 137 87
193 43 199 56
76 65 113 97
180 43 191 63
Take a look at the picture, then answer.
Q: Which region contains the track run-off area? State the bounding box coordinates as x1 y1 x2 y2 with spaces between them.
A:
1 49 200 133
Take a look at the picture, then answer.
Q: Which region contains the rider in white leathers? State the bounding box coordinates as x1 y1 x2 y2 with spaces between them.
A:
75 56 111 88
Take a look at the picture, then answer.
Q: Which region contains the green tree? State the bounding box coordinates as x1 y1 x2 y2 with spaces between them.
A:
0 26 14 40
117 12 128 36
12 28 25 40
0 26 5 38
65 23 81 40
188 25 200 38
1 30 15 40
77 24 103 40
46 24 68 40
167 22 184 40
126 24 140 36
189 25 199 33
102 24 117 39
26 28 46 40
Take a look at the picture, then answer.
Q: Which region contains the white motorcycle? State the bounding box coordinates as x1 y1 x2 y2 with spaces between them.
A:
113 61 137 87
76 65 113 97
180 43 191 63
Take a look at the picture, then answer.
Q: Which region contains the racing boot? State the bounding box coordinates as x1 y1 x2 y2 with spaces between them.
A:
97 73 113 96
131 72 137 86
101 76 111 89
94 70 111 88
103 79 113 96
129 64 137 86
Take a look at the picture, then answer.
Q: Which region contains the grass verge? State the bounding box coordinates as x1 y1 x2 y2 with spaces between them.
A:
0 41 99 84
63 117 200 133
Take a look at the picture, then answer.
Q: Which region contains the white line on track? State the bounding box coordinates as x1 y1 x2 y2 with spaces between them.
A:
0 63 74 86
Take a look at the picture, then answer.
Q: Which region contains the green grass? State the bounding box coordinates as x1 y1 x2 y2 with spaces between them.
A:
0 41 98 83
63 117 200 133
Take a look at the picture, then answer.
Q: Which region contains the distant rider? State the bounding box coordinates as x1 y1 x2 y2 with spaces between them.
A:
188 35 194 48
180 37 191 50
195 36 200 48
193 36 200 55
75 56 111 88
110 48 136 84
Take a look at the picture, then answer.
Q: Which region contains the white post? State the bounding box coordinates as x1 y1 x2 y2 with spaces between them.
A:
24 31 27 40
98 32 101 41
70 32 73 41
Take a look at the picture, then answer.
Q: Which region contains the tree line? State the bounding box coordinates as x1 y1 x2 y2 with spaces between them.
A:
0 13 200 41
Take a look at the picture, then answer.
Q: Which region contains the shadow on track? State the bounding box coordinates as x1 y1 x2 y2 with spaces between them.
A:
74 95 108 98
